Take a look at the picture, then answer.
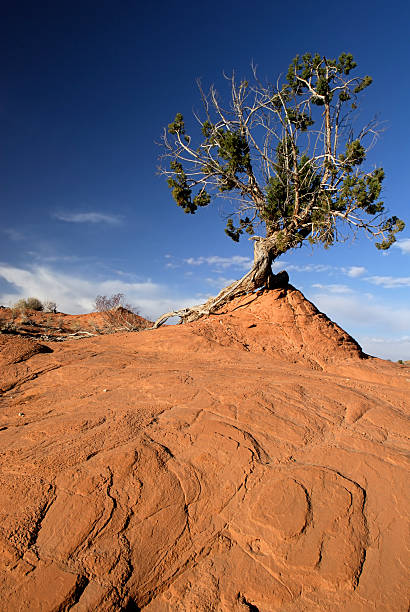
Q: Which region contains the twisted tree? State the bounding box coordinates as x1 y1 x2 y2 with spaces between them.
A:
153 53 404 327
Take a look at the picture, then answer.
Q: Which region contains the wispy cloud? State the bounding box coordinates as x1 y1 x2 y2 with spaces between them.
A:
26 252 84 264
311 290 410 333
345 266 366 278
169 254 287 273
205 276 236 288
356 335 410 361
0 263 198 320
54 212 123 225
2 228 25 241
312 283 353 294
366 276 410 288
184 255 253 270
287 263 333 273
394 238 410 255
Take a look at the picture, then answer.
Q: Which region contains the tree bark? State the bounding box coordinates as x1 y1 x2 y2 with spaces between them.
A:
151 237 289 328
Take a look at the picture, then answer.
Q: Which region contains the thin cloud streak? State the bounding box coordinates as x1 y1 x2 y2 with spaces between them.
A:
312 283 353 294
184 255 253 270
287 263 333 273
3 228 25 241
54 212 123 225
366 276 410 288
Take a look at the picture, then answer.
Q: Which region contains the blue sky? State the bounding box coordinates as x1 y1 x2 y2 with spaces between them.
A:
1 0 409 360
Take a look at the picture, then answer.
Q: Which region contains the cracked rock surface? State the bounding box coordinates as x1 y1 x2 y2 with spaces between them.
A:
0 287 409 611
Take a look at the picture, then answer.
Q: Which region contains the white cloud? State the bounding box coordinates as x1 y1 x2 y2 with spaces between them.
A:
311 291 410 334
174 254 287 273
394 238 410 255
184 255 253 270
0 264 198 320
310 288 410 360
205 276 236 288
356 336 410 361
287 263 333 273
312 283 353 294
346 266 366 278
54 212 123 225
366 276 410 288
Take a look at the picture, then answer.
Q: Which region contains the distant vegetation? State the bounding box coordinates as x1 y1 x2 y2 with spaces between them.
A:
11 297 57 313
0 293 147 339
94 293 147 332
13 297 44 311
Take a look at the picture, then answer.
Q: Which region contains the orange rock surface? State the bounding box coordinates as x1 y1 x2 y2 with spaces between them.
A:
0 286 409 611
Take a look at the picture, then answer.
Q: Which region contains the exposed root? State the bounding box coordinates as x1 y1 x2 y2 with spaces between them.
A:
151 268 289 329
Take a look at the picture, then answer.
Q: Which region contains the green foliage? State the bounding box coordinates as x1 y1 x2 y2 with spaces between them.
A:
336 52 357 74
168 113 185 135
286 109 314 131
375 217 405 250
216 130 250 173
167 161 194 213
286 53 368 106
334 168 385 215
167 159 211 214
341 140 366 168
265 141 321 239
354 76 373 93
163 52 404 258
224 216 254 242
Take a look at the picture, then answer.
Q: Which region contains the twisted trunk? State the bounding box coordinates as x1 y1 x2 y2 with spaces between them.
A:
151 236 289 328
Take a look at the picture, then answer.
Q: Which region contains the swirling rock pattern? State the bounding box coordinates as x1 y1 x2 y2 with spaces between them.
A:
0 288 408 611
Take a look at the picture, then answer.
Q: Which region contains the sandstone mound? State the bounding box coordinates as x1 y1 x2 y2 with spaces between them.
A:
0 290 409 611
193 285 363 368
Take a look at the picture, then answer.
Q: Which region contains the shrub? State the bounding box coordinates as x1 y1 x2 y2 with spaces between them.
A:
94 293 146 332
25 297 43 310
13 297 43 311
43 300 57 313
95 293 137 313
12 299 28 313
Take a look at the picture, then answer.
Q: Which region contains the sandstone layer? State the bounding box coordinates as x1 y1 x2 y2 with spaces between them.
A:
0 286 409 611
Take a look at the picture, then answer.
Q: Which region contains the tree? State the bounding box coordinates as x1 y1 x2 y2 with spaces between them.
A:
154 53 404 327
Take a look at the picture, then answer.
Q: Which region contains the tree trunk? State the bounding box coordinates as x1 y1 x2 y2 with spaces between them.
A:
151 237 289 328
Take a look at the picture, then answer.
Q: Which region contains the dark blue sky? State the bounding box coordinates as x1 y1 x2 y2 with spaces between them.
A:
1 0 409 359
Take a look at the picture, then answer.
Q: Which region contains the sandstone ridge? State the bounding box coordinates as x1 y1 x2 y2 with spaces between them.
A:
0 287 408 611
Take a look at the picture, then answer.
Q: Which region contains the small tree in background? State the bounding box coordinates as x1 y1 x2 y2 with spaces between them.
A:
155 52 404 327
94 293 146 332
13 297 44 311
43 300 57 313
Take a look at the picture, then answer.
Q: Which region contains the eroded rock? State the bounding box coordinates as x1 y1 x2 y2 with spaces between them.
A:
0 289 408 610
